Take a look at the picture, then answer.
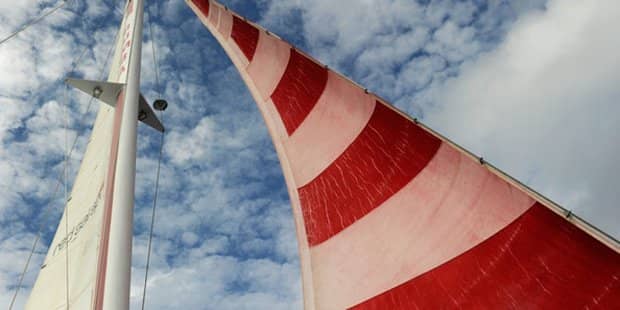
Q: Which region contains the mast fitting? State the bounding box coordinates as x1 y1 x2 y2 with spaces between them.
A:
153 99 168 111
93 86 103 98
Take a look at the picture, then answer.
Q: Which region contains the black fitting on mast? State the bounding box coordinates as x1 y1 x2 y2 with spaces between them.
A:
153 99 168 111
138 110 148 121
93 86 103 98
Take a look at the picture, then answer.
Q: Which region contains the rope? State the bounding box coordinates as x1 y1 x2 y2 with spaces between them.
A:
113 0 124 16
7 17 120 310
63 83 71 309
140 113 165 310
141 8 166 309
0 0 70 46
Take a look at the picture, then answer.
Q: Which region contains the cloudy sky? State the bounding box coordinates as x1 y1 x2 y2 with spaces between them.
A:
1 0 618 308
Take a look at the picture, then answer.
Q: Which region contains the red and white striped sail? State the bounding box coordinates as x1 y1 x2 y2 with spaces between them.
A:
186 1 620 309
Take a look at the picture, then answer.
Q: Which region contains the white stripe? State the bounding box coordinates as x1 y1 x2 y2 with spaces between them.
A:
309 143 534 309
216 4 233 40
209 2 220 27
247 31 291 100
216 4 250 70
283 71 375 187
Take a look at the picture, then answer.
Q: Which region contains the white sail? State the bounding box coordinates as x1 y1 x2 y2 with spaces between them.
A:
25 0 140 308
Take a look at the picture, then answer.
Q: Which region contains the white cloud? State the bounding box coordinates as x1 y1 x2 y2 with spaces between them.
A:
426 0 620 237
0 38 40 96
0 232 45 309
425 21 480 63
131 255 301 310
0 0 45 37
0 97 33 142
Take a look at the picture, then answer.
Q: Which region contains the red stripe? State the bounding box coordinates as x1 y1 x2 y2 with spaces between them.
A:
231 16 259 61
193 0 209 16
351 203 620 309
270 49 328 135
299 102 441 246
93 91 125 310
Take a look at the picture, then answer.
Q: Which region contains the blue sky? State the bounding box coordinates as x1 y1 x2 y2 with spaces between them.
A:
1 0 619 308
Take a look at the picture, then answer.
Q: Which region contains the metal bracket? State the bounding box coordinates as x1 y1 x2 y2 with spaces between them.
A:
66 78 164 132
66 78 124 107
138 95 164 132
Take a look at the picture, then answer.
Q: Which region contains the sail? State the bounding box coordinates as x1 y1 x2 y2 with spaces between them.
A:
186 1 620 309
26 1 139 308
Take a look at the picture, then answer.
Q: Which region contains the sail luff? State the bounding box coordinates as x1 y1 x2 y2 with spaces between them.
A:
184 2 318 308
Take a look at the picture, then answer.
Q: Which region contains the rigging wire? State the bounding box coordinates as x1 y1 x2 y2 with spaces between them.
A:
0 0 70 46
63 82 71 310
140 113 165 310
113 0 125 20
141 8 166 309
7 14 121 310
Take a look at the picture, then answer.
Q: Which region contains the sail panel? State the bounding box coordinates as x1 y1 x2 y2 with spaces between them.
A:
247 31 290 101
194 0 209 16
271 49 328 135
187 1 620 309
299 102 441 246
284 71 376 186
352 203 620 309
25 101 114 310
208 4 219 26
216 7 232 38
309 143 535 308
231 16 259 61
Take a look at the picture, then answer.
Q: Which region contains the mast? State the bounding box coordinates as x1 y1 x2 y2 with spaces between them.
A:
25 0 163 308
94 0 144 309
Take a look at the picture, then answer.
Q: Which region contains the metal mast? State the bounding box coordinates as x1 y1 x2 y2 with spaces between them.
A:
25 0 161 307
99 0 144 308
65 0 162 307
66 0 162 308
